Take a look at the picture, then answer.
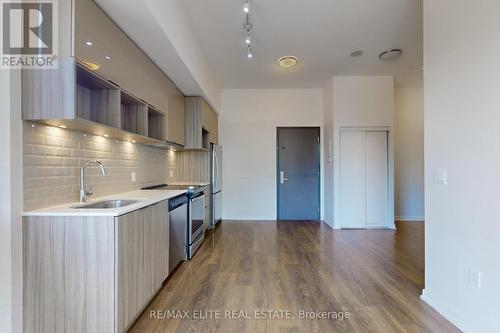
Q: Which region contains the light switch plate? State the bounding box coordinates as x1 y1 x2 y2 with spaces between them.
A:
434 168 447 185
131 172 136 182
468 269 482 288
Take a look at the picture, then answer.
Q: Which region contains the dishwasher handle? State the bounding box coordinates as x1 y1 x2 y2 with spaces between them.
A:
169 194 188 211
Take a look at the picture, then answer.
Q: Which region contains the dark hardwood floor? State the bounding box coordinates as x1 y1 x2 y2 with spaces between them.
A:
130 221 460 333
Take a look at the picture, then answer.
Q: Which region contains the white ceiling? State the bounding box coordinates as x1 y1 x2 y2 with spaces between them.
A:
179 0 423 88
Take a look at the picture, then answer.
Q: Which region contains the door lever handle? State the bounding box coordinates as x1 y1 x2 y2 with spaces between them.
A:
280 171 288 184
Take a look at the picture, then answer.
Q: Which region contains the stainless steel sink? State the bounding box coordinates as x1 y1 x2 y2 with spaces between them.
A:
72 200 140 209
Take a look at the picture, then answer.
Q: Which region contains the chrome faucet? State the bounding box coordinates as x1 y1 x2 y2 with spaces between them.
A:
80 160 107 203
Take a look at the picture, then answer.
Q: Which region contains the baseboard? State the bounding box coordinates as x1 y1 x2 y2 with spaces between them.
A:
366 224 396 230
221 219 276 222
395 215 424 222
421 289 478 332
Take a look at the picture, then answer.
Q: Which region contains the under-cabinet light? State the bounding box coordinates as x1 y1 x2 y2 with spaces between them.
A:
81 61 101 71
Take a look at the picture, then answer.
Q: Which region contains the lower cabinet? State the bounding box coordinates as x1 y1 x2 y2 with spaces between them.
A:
116 201 169 332
23 200 169 333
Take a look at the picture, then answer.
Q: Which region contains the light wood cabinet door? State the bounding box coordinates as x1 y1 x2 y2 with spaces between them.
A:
202 99 210 130
186 97 219 148
185 97 203 148
23 216 116 333
116 201 168 332
167 93 186 145
209 108 219 145
201 99 218 144
149 201 169 288
116 208 145 333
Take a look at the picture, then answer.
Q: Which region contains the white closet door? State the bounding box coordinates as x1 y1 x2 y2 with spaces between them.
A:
340 131 366 228
365 131 389 226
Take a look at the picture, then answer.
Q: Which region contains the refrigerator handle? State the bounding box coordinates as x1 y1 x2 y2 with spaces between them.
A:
214 150 219 188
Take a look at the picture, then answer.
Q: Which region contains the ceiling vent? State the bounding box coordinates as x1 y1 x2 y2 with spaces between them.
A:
379 48 402 61
277 56 299 68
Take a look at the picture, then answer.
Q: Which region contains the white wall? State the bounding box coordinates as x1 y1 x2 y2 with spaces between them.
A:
394 87 424 221
422 1 500 332
332 76 395 229
220 89 324 220
0 70 23 332
323 78 334 227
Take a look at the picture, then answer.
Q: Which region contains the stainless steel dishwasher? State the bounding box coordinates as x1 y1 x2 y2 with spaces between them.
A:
168 194 188 273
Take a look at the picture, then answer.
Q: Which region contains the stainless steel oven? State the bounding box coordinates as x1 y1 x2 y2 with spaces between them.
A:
141 183 206 260
188 192 205 259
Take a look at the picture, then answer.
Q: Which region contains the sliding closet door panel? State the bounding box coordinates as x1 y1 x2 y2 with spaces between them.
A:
366 131 389 226
340 131 366 228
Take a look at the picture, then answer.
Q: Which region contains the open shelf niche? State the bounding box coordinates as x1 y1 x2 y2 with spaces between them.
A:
148 106 167 141
120 90 148 136
76 64 120 128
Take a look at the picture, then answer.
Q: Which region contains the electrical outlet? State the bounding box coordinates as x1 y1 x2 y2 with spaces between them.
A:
468 269 482 288
131 172 136 182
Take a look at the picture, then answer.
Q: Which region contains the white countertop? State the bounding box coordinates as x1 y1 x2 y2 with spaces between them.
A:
23 189 187 217
169 181 210 186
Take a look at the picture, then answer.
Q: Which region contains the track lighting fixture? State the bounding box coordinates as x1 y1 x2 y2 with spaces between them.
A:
243 1 254 59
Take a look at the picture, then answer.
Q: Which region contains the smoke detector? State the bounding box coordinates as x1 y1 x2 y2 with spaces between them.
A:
350 50 363 58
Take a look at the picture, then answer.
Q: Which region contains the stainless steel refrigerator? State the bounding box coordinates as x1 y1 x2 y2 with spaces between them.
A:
210 143 222 228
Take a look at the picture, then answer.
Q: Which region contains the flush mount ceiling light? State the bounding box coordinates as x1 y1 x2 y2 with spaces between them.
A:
350 50 363 58
278 56 299 68
379 48 402 61
81 60 101 71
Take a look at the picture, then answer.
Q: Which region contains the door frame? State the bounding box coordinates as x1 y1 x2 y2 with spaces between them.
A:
276 126 321 220
338 126 395 229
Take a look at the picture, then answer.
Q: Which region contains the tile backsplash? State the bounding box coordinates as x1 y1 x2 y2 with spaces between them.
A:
23 122 178 211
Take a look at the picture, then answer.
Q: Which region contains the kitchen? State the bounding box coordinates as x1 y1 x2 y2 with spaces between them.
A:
21 0 223 332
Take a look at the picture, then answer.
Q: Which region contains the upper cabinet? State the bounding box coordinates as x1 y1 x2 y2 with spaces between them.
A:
23 0 185 147
167 94 186 146
185 97 219 150
202 99 219 145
